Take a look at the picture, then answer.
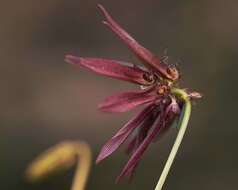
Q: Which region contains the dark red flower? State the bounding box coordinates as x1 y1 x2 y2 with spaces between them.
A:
65 4 201 182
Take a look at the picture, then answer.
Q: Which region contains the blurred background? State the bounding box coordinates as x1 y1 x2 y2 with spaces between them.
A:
1 0 238 189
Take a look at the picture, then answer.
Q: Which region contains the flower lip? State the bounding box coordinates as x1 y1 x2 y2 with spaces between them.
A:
166 97 180 115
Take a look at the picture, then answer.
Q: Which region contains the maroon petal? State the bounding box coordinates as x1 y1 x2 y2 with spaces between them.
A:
98 88 157 113
124 113 158 180
154 99 179 136
65 55 151 85
125 137 138 155
124 162 139 181
153 98 180 142
116 109 165 182
126 110 158 155
96 104 156 164
98 4 179 81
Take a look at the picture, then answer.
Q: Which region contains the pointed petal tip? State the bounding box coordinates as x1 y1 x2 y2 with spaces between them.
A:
97 4 107 14
115 175 122 184
97 4 113 26
95 144 113 164
97 104 112 113
97 4 104 10
115 170 127 183
96 150 110 164
115 166 136 183
65 54 81 65
64 54 74 60
95 152 104 164
97 101 123 113
97 105 126 113
95 156 102 164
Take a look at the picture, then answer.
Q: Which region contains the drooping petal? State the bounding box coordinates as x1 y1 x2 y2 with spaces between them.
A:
98 88 157 113
124 162 139 181
154 98 181 142
97 4 179 81
116 108 165 182
65 55 151 85
96 104 156 164
124 111 159 180
125 136 138 155
126 108 159 155
153 97 180 142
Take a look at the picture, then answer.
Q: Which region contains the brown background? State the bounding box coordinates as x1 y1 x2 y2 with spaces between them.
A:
1 0 238 189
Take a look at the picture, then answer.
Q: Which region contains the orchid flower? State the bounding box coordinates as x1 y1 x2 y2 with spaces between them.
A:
65 4 201 189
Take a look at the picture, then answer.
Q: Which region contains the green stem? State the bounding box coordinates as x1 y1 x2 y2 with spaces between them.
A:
155 88 191 190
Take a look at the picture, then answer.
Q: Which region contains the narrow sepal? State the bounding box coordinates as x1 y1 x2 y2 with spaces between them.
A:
97 4 179 81
116 109 165 182
96 104 156 163
126 110 158 155
98 88 157 113
65 55 150 85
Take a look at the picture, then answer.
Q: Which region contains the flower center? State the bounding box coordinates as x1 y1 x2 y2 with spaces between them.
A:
142 73 156 84
141 72 175 98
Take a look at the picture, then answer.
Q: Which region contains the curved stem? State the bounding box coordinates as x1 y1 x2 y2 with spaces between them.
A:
71 142 92 190
26 141 92 190
155 88 191 190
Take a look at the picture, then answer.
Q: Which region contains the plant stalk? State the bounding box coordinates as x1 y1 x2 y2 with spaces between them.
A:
155 88 191 190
